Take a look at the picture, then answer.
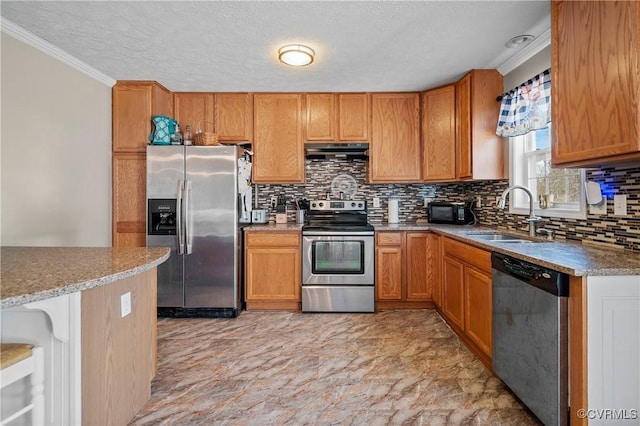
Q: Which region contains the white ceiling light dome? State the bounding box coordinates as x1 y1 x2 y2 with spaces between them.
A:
278 44 315 66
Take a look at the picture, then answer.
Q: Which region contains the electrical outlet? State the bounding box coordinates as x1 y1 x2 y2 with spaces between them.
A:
589 200 607 215
423 197 433 207
121 292 131 318
270 196 278 209
475 196 482 208
495 196 502 206
373 197 380 208
614 194 627 216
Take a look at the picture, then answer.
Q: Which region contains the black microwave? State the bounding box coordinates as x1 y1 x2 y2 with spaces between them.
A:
428 202 474 225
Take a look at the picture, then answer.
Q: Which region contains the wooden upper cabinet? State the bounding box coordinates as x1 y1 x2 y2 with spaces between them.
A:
422 84 456 181
215 93 253 142
173 93 214 135
338 93 369 141
370 93 421 182
305 93 336 140
305 93 369 141
253 93 305 183
455 70 505 181
112 81 172 153
551 0 640 166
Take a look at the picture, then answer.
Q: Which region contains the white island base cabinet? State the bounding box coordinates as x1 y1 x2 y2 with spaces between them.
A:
586 276 640 426
1 293 82 425
0 269 157 425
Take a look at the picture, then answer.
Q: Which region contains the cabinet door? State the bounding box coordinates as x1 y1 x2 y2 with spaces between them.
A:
443 255 465 330
464 266 492 357
245 247 301 300
455 74 472 179
215 93 253 142
431 234 443 308
113 84 153 153
253 93 305 183
422 85 456 181
370 93 421 182
174 93 214 134
552 1 640 166
338 93 369 141
376 246 403 300
306 93 336 140
405 233 432 301
112 153 146 247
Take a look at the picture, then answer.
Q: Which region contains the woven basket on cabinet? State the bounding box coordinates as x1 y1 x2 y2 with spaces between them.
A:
193 120 218 146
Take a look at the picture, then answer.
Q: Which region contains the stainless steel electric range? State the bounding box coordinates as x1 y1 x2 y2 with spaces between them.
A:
301 199 375 313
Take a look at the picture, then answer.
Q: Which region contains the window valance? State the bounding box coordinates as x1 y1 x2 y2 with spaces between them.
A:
496 69 551 137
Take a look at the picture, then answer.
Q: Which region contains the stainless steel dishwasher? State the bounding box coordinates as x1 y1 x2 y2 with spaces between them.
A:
492 252 570 426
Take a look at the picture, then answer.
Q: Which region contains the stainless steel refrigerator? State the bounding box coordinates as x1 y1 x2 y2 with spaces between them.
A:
146 145 245 317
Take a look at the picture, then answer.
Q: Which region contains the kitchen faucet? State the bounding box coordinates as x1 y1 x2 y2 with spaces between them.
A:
497 185 543 237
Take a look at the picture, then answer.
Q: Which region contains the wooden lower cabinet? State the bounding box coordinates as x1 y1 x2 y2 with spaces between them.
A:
375 231 436 309
245 231 301 310
440 237 492 367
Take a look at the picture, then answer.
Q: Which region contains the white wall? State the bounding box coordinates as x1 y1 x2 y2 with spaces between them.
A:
1 33 112 246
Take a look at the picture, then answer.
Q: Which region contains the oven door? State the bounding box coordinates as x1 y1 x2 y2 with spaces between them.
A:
302 232 374 286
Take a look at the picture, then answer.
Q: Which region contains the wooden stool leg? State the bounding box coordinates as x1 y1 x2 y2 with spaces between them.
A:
30 347 45 426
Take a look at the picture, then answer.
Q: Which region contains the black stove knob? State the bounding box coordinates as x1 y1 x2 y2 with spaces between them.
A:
318 202 324 208
351 202 356 207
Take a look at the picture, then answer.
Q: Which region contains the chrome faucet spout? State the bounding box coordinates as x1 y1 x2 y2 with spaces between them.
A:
497 185 542 237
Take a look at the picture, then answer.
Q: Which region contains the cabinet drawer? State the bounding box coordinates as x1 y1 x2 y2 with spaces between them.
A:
376 232 403 246
443 237 491 272
245 232 300 247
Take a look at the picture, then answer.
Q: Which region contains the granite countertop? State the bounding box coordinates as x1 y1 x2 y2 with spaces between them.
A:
375 223 640 277
241 221 640 276
0 247 170 308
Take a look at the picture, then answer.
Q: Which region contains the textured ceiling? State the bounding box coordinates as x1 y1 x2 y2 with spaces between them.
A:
0 1 550 92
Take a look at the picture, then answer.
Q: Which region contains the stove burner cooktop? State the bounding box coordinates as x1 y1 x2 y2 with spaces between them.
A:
302 199 372 233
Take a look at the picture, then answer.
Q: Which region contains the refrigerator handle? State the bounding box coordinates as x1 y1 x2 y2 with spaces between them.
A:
176 180 185 255
184 180 193 255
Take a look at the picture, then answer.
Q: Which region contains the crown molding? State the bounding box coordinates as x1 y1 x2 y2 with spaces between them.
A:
1 17 116 87
497 28 551 76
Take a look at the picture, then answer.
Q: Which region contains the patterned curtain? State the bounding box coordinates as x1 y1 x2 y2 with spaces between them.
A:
496 69 551 137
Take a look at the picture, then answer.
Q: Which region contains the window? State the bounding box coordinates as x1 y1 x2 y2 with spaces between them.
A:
509 125 586 219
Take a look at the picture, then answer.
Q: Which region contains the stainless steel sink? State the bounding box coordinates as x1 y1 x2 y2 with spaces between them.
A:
468 232 538 243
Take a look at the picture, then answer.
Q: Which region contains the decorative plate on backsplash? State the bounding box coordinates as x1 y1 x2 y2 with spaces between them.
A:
331 174 358 198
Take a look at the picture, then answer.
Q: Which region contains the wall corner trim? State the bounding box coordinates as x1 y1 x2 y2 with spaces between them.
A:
1 17 116 87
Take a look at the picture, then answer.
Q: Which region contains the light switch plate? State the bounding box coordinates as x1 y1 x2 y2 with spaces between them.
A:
373 197 380 208
475 196 482 208
121 292 131 318
614 194 627 216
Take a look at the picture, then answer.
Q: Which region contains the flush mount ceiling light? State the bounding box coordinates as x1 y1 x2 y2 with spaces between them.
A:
505 34 534 48
278 44 315 66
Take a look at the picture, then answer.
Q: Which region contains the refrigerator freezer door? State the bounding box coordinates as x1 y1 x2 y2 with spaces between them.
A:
184 146 240 309
147 145 185 307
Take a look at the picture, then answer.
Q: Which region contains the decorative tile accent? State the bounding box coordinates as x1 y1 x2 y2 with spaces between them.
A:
254 159 640 252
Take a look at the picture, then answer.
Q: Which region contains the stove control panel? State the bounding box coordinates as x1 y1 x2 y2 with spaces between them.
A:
309 200 367 211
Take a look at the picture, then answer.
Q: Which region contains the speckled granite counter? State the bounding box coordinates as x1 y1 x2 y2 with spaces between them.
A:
0 247 170 308
374 222 640 276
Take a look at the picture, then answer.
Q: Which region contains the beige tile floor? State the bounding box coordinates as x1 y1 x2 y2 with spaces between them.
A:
129 310 539 425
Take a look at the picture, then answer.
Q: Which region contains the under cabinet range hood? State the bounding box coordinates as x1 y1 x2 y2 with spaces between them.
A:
304 143 369 159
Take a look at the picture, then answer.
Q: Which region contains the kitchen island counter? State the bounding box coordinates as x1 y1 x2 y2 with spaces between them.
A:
0 246 170 425
0 246 170 308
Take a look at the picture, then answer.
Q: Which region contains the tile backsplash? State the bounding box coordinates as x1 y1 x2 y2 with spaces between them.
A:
253 158 640 252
